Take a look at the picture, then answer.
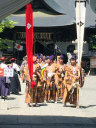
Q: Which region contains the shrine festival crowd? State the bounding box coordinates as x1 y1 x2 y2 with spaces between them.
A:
0 54 85 107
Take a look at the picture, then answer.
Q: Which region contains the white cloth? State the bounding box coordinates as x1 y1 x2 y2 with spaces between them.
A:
13 63 20 71
47 72 55 77
6 77 11 84
1 63 7 69
4 66 14 77
42 63 48 69
72 66 77 74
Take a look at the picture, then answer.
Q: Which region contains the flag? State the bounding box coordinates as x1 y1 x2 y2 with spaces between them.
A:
15 44 23 51
41 67 46 78
75 1 86 66
26 4 35 88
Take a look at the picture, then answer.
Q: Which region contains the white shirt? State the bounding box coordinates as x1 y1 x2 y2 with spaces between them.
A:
1 63 7 69
13 63 20 71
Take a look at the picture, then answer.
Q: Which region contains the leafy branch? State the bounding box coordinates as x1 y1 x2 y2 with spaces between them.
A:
0 17 18 33
88 35 96 51
0 17 17 50
0 38 14 50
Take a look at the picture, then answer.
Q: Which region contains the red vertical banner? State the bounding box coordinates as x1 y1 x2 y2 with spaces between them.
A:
26 4 35 88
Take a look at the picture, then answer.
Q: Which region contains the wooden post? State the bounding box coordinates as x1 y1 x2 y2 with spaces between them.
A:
34 41 35 55
76 0 81 108
35 76 38 106
78 0 81 66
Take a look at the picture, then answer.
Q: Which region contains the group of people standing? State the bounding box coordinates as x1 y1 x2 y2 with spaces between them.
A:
0 54 84 108
0 57 21 99
21 54 84 107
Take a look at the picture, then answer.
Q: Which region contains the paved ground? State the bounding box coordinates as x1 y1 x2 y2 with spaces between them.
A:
0 76 96 128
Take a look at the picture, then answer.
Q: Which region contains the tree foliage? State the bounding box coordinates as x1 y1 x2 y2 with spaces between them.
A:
0 38 14 50
88 35 96 51
0 17 17 50
0 17 17 33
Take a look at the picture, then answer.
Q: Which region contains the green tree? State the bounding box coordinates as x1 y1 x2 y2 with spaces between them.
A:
88 34 96 51
0 38 14 50
0 17 17 33
0 17 17 50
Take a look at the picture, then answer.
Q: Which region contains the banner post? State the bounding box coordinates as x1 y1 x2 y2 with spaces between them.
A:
75 0 86 108
26 4 34 88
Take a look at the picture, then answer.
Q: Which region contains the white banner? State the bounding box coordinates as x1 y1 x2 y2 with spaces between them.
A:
4 69 14 77
75 1 86 66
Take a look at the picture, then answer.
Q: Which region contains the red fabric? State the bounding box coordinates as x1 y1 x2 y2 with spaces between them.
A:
10 58 16 61
26 4 35 88
0 57 7 60
31 81 36 88
0 69 4 76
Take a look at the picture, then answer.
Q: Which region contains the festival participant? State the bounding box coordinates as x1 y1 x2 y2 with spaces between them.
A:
45 55 57 103
25 56 44 107
10 58 21 94
0 60 11 99
39 54 44 65
34 55 45 106
55 55 66 102
62 56 84 107
41 56 49 103
36 55 40 64
36 54 44 68
10 58 20 72
20 56 27 82
24 61 31 106
0 57 7 69
42 56 49 68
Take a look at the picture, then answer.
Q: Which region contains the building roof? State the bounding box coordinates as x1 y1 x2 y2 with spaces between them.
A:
1 0 96 28
9 10 74 27
42 0 65 14
8 0 96 28
0 0 33 20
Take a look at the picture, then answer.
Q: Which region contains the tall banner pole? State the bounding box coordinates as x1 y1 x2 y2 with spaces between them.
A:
75 0 86 107
26 4 35 88
78 0 81 66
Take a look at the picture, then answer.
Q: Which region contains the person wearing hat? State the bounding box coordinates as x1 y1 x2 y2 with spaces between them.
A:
37 54 44 68
0 60 11 99
62 55 81 107
10 58 20 72
39 54 43 64
10 58 21 95
36 54 40 64
40 56 50 73
55 55 66 103
0 57 7 69
0 57 7 99
25 56 45 107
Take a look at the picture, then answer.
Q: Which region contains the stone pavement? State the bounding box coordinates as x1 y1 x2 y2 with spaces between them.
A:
0 76 96 128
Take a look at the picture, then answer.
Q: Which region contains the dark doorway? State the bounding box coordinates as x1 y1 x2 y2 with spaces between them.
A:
67 45 75 53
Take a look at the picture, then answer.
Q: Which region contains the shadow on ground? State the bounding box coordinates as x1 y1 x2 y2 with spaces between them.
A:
79 105 96 109
7 97 16 100
0 115 96 128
